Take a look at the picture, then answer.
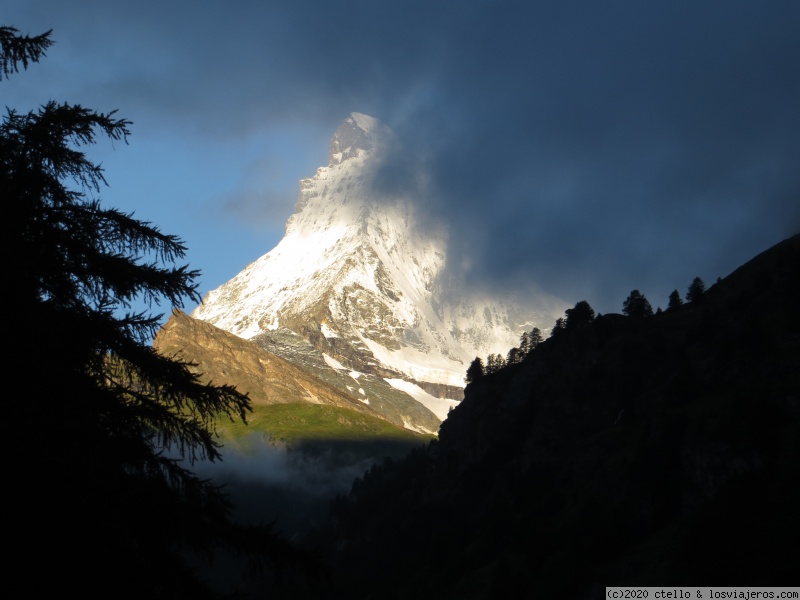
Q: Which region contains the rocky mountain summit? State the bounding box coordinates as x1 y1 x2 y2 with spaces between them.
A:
189 113 566 432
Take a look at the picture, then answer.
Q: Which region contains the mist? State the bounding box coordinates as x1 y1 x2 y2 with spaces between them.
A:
190 435 379 539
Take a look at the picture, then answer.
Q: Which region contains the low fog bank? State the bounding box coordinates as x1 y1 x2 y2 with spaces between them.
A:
190 434 378 539
182 436 399 595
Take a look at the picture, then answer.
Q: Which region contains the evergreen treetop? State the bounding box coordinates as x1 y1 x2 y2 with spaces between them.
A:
466 356 485 384
668 289 684 310
686 276 706 303
565 300 595 330
622 289 654 318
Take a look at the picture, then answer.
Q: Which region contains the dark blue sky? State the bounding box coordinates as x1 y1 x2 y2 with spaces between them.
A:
5 0 799 316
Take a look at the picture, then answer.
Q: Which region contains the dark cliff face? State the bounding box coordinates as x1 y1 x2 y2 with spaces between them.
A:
317 234 800 599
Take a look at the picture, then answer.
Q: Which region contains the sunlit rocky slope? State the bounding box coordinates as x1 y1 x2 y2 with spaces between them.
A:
156 308 450 434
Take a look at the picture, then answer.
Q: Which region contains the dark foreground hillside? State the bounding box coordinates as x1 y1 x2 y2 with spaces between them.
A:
306 233 799 599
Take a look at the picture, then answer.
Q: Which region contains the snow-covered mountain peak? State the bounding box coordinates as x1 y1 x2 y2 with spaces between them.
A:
192 113 568 430
329 112 392 165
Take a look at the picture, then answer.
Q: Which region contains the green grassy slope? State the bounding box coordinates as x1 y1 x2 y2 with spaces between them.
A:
217 402 434 458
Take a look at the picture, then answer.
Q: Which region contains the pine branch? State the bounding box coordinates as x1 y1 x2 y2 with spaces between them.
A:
0 26 53 80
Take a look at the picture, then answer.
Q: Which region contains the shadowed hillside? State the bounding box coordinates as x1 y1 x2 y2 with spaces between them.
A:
311 233 800 599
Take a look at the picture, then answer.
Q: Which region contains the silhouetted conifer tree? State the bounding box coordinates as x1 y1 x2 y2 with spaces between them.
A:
622 289 654 317
486 353 507 373
668 289 683 310
686 276 706 303
519 331 532 355
550 317 567 337
465 357 485 384
507 346 525 364
565 300 595 330
3 26 302 596
529 327 543 349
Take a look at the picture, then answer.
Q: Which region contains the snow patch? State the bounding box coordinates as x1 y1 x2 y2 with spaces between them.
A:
322 353 346 371
361 336 468 388
385 378 461 422
402 418 436 435
320 323 338 338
